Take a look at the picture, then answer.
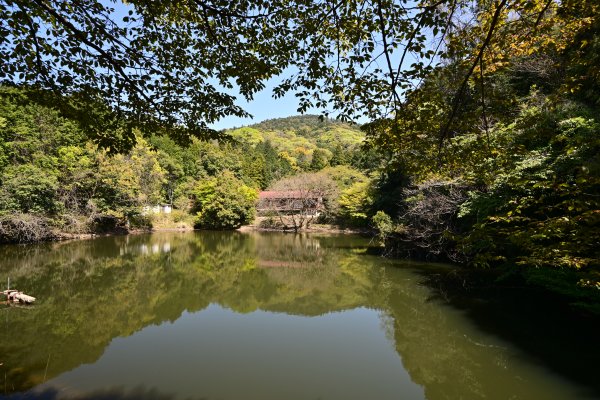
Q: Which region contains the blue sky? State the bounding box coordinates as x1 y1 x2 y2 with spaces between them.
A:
105 0 420 131
208 76 313 131
207 72 371 130
109 1 319 131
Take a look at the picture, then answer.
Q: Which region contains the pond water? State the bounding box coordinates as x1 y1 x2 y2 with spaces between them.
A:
0 231 598 400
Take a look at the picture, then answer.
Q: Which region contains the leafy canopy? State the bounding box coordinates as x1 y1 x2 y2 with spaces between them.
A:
2 0 581 147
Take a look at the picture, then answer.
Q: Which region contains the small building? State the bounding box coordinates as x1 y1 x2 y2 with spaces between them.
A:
257 190 323 216
142 204 173 215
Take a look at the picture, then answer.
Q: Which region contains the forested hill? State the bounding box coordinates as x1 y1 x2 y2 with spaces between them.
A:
0 90 375 242
244 115 362 141
226 115 364 170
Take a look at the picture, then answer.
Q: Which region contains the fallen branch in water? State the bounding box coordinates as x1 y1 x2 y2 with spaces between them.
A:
2 289 36 304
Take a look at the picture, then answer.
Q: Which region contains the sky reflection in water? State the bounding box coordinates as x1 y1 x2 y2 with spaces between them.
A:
0 231 596 400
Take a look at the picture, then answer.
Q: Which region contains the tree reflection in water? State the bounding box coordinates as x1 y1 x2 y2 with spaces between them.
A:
0 231 597 400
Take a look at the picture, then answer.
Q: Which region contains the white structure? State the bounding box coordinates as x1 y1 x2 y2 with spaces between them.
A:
142 204 173 215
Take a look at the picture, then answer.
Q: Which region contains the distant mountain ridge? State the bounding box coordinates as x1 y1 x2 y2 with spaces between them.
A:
248 115 362 137
226 115 364 169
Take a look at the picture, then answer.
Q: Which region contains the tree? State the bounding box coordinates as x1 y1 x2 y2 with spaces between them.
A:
1 0 292 146
240 147 267 189
256 140 283 186
95 136 166 216
3 0 583 148
309 148 330 171
192 170 258 230
329 144 349 166
344 0 600 305
149 135 187 205
372 211 394 246
267 172 338 232
320 165 368 190
338 180 373 225
0 164 60 214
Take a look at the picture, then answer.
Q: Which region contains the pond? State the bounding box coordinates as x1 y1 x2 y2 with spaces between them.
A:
0 231 598 400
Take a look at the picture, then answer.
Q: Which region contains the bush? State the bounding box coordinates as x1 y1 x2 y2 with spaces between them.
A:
129 214 153 230
171 209 190 223
0 213 55 243
58 213 92 234
372 211 394 245
399 180 469 260
258 216 286 229
193 171 258 230
91 214 122 233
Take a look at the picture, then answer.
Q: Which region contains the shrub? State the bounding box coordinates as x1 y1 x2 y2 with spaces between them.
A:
193 171 258 230
0 213 55 243
129 214 153 230
372 211 394 245
399 180 469 260
258 216 286 230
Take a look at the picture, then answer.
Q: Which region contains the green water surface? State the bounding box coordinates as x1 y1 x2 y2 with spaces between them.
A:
0 231 597 400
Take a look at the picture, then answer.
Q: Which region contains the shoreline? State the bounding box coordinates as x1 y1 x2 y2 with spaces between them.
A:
237 224 371 235
55 226 196 241
1 224 368 246
5 225 598 317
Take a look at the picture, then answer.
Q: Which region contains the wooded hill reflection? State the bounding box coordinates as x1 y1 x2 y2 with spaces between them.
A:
0 232 592 399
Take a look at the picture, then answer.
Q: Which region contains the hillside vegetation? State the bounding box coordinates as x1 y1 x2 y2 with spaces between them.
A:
0 94 366 240
227 115 364 171
351 0 600 313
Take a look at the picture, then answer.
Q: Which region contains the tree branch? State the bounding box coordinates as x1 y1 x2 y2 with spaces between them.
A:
534 0 554 29
375 0 401 109
479 55 491 151
438 0 508 152
30 0 153 106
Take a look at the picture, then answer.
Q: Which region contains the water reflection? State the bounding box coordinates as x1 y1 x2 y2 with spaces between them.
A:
2 386 192 400
0 232 597 399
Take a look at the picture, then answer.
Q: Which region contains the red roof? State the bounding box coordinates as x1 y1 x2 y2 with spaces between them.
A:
259 190 325 199
259 190 306 199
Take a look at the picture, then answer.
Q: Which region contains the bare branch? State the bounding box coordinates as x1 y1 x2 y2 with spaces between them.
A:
438 0 509 152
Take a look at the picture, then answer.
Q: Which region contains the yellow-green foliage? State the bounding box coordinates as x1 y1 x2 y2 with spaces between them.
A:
322 166 373 225
230 127 264 146
339 180 373 223
193 171 258 230
150 210 195 230
227 115 364 171
320 165 368 189
457 103 600 277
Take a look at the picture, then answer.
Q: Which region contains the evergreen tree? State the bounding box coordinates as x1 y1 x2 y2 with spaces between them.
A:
310 148 330 171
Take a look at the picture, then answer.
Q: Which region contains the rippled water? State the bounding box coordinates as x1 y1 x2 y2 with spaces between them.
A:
0 231 597 399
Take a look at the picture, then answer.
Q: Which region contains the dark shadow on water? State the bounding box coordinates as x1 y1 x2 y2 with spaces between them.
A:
1 231 599 399
0 386 205 400
415 267 600 399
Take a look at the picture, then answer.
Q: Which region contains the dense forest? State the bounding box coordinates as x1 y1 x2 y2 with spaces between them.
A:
0 95 375 238
357 1 600 312
1 0 599 313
